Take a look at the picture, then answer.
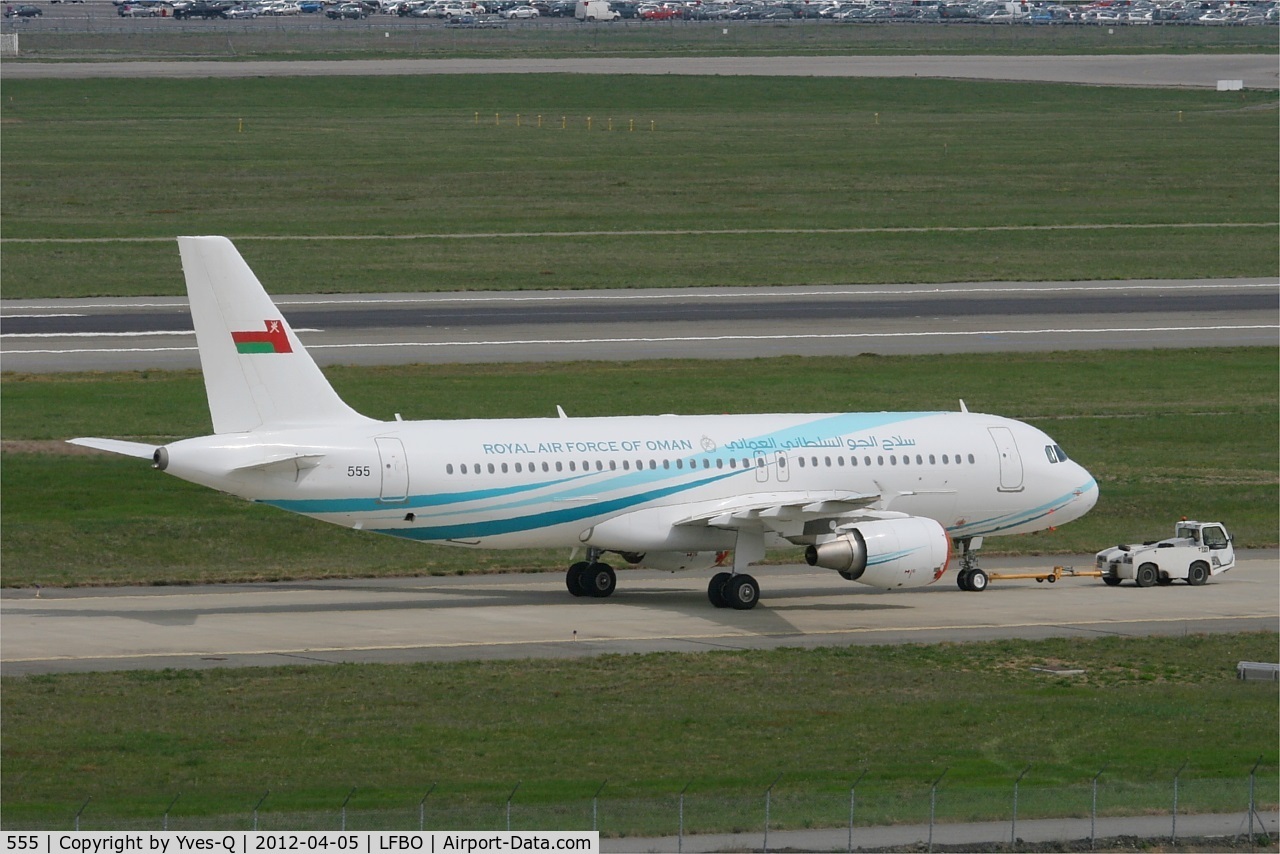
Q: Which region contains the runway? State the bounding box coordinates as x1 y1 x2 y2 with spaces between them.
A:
4 55 1278 90
2 553 1275 675
3 278 1276 371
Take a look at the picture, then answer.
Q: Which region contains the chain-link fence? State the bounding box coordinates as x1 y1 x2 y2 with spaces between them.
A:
9 765 1278 848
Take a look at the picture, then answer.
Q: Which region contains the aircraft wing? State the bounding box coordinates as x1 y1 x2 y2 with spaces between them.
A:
67 438 158 459
672 489 891 542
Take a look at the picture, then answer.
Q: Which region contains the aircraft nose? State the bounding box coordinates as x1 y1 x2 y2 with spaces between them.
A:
1068 464 1099 518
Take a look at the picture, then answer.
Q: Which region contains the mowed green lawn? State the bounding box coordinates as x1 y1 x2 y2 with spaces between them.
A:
2 348 1276 587
2 634 1277 829
1 76 1276 297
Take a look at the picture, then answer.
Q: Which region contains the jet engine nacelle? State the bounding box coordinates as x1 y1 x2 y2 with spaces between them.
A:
804 517 950 589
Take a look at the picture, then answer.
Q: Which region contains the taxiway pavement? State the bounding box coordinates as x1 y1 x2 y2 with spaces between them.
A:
3 552 1275 675
4 278 1276 371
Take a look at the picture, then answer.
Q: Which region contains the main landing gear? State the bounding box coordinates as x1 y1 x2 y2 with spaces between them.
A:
954 537 989 593
563 548 761 610
566 549 616 598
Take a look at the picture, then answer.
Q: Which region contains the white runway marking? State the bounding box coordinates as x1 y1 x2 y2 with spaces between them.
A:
1 221 1276 245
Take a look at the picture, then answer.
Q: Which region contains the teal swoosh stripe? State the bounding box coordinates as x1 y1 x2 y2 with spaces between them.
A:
259 474 586 515
949 478 1097 538
376 469 741 542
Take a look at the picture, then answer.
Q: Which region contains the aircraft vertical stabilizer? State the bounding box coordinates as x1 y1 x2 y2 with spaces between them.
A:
178 236 372 434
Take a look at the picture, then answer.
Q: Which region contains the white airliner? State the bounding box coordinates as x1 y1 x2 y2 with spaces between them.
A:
72 236 1099 608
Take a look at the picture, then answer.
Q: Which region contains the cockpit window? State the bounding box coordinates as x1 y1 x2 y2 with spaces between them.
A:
1044 444 1069 464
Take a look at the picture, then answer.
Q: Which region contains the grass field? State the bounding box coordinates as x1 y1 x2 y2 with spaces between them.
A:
2 348 1276 587
2 633 1276 829
2 76 1276 297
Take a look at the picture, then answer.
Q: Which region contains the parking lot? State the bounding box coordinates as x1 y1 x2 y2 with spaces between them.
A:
3 0 1276 29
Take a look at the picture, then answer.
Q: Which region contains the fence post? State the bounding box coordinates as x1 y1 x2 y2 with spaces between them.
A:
1090 766 1106 851
848 770 868 854
592 780 607 833
928 769 948 854
253 791 270 832
506 781 521 832
74 797 92 832
419 784 437 832
340 787 357 832
677 781 692 854
163 793 181 831
763 773 782 854
1171 761 1187 844
1248 755 1262 841
1012 764 1031 846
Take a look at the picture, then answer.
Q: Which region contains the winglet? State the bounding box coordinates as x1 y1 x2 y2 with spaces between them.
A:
178 236 372 434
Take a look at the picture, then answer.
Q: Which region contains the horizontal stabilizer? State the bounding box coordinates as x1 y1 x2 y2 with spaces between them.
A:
231 452 326 474
67 438 158 459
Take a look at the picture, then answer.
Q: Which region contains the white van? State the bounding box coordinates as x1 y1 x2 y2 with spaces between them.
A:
576 0 619 19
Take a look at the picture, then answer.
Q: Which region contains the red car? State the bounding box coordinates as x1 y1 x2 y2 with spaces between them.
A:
639 4 678 18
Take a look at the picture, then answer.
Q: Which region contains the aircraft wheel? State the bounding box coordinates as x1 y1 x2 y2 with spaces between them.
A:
726 574 759 610
956 569 972 591
708 571 732 608
1136 563 1158 588
566 561 591 597
584 563 616 598
1187 561 1209 586
1102 575 1122 587
967 568 989 592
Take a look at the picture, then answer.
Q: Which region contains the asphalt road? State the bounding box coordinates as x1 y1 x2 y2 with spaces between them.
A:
4 277 1277 370
3 552 1275 675
4 54 1279 89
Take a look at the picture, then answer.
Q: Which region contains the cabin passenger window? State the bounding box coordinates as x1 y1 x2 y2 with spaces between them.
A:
649 460 657 470
877 456 884 466
942 455 949 464
798 457 806 468
916 455 923 465
610 460 617 471
967 454 975 464
514 463 522 473
542 462 550 472
890 456 897 465
460 464 467 474
501 463 509 473
716 458 724 469
864 456 871 467
837 456 845 467
824 456 832 467
446 464 454 475
929 455 936 465
556 462 563 472
487 463 495 474
850 456 858 467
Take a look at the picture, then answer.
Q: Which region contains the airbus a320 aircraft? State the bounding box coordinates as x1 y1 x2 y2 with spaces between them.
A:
72 237 1099 609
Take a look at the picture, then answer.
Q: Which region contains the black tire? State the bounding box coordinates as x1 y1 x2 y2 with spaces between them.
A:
566 561 591 597
967 568 989 592
1136 563 1158 588
956 569 971 591
726 574 759 610
584 563 616 598
1188 561 1209 586
708 571 732 608
1156 575 1173 586
1103 575 1122 587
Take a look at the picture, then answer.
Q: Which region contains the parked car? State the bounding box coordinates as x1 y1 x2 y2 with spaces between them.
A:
325 3 367 16
221 4 259 16
4 4 43 16
501 4 538 15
